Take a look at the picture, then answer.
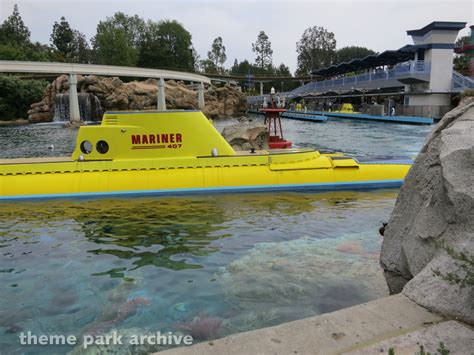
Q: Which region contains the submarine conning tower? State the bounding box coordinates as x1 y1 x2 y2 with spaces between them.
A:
71 111 237 161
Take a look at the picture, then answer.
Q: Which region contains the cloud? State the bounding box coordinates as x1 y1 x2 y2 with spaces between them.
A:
1 0 471 74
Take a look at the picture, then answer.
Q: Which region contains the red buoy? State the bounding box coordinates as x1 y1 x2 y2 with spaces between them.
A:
260 108 292 149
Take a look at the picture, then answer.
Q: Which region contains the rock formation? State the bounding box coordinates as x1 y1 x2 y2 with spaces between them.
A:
28 75 246 123
221 117 269 151
380 97 474 324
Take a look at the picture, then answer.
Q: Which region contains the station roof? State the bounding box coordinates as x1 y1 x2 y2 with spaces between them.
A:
311 46 415 77
407 21 466 37
311 21 466 78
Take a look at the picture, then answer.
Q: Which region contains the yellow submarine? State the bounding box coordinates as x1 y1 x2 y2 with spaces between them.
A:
0 110 412 200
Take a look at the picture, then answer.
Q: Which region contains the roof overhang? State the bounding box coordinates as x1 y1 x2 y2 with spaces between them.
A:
407 21 467 37
310 48 415 77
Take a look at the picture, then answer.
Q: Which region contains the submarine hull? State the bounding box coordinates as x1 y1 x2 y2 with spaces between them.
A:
0 155 410 200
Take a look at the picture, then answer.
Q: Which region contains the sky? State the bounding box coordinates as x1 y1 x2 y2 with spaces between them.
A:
0 0 472 73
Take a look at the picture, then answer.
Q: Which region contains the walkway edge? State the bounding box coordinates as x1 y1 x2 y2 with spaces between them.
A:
156 294 443 355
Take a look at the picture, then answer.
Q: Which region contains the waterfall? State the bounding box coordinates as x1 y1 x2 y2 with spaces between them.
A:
78 93 103 121
53 93 103 122
53 94 70 122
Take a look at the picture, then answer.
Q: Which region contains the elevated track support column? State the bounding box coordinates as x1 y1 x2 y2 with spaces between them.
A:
68 74 81 122
198 82 205 109
157 77 166 110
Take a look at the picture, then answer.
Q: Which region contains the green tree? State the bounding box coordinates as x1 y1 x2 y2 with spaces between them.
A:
191 46 200 72
0 40 55 61
275 63 291 77
0 75 48 120
92 12 145 66
50 17 90 63
231 59 254 76
454 35 470 76
229 59 254 92
199 59 218 74
71 30 91 63
138 20 194 70
93 24 138 66
335 46 375 64
50 17 74 60
267 63 298 93
252 31 273 71
0 4 58 61
296 26 336 75
207 36 227 71
0 44 24 60
24 42 56 61
0 4 30 47
113 12 145 46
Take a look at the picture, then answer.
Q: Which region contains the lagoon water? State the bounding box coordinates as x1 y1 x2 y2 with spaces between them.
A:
0 117 431 354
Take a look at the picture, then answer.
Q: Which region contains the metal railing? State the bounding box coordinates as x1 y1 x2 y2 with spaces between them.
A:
247 60 431 103
247 65 474 105
289 60 430 95
452 70 474 90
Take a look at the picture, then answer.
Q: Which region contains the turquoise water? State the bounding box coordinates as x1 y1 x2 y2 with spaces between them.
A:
0 118 432 354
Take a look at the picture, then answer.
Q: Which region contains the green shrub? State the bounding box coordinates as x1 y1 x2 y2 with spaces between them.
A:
460 88 474 98
0 75 49 120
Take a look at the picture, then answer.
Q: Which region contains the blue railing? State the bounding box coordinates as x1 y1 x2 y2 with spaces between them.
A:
285 60 430 97
452 71 474 90
344 76 356 84
247 61 434 104
247 65 473 105
372 71 387 80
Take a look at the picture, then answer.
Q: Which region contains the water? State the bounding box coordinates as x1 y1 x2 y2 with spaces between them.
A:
0 118 432 354
53 93 103 122
239 114 431 156
0 123 91 159
0 116 431 159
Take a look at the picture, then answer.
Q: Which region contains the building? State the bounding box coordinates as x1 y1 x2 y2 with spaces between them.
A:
248 21 474 119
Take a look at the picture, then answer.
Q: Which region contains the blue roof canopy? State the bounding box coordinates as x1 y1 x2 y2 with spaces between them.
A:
407 21 466 37
311 48 415 77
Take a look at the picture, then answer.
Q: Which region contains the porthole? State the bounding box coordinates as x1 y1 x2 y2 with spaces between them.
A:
80 140 93 154
96 140 109 154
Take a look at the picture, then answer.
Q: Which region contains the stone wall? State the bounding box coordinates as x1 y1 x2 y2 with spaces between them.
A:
380 97 474 324
28 75 246 122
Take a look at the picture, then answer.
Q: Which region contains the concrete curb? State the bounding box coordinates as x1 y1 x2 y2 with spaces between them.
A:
157 294 444 355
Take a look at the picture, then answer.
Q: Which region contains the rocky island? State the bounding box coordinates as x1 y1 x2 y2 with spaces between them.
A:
27 75 247 123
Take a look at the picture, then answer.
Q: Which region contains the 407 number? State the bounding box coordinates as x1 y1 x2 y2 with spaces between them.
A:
167 144 182 149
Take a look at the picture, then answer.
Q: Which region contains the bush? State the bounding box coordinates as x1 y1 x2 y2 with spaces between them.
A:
460 88 474 98
0 75 49 120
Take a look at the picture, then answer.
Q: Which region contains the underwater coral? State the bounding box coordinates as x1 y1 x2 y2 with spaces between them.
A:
175 314 224 340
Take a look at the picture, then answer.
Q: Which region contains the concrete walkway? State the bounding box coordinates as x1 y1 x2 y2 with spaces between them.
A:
345 320 473 354
157 294 473 355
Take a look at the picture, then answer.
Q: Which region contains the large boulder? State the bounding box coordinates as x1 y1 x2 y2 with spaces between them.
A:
221 118 269 151
380 98 474 324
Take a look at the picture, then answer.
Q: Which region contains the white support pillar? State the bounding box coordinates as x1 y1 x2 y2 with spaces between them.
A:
260 81 263 96
157 77 166 110
68 74 81 122
197 82 205 110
